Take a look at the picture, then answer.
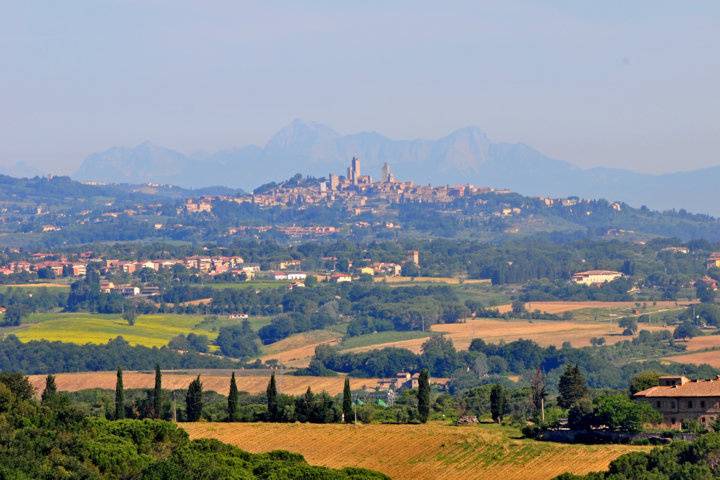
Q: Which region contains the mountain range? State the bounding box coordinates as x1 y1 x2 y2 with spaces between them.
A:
73 119 719 215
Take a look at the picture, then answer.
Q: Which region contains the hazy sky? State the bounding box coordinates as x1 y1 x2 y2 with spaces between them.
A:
1 1 718 175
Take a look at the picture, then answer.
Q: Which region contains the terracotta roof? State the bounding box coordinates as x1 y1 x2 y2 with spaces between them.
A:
573 270 623 276
634 379 720 398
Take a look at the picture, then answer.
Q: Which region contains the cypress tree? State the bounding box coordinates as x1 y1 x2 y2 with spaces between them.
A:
153 364 162 419
266 372 278 421
114 367 125 420
186 375 203 421
41 374 57 403
227 371 239 422
417 369 430 423
342 377 353 423
558 364 588 409
490 384 507 423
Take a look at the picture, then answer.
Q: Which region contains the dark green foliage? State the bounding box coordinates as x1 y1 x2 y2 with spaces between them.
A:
185 375 203 421
153 364 162 419
673 321 701 339
0 335 237 374
227 372 239 421
115 367 125 419
417 369 431 423
168 332 209 353
0 378 390 479
558 364 589 409
343 377 353 423
490 384 507 422
628 371 660 395
0 303 27 326
266 373 279 421
41 373 57 403
215 320 260 359
0 371 34 401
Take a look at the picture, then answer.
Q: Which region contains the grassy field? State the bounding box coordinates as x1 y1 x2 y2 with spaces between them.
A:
182 422 649 480
206 280 290 290
339 331 433 350
8 312 271 347
27 371 384 396
260 329 345 367
663 334 720 367
339 318 673 356
496 300 692 322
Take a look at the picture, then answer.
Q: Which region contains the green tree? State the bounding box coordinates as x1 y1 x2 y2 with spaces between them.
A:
618 317 638 336
152 364 162 419
594 394 661 433
185 375 203 421
266 372 279 421
342 377 353 423
697 281 716 303
227 372 238 422
417 369 431 423
122 306 137 326
41 374 57 403
558 364 588 409
629 371 660 395
114 367 125 419
490 384 507 423
674 321 701 340
1 304 27 327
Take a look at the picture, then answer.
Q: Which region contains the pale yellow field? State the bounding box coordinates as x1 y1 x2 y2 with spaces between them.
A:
260 329 343 367
27 371 384 396
343 318 672 355
182 422 648 480
496 300 693 315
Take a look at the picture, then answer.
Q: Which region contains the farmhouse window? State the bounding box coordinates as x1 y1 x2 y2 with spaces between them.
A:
688 400 693 409
656 401 661 408
701 401 706 409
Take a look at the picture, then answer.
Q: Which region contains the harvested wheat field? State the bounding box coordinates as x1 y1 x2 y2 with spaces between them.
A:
496 300 692 315
182 422 648 480
27 371 383 396
665 350 720 368
260 329 343 368
344 318 672 355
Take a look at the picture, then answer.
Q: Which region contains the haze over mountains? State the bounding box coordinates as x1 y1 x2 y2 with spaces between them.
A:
72 119 719 215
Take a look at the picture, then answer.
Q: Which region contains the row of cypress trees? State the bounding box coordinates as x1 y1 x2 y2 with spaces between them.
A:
104 366 432 423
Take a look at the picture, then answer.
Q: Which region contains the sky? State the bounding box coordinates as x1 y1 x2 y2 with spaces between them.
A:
1 0 718 175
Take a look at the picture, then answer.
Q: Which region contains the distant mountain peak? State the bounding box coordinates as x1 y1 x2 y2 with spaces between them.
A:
72 120 720 215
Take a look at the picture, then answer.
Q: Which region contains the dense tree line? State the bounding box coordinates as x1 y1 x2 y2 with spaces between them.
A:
0 335 239 374
307 333 718 391
0 372 388 479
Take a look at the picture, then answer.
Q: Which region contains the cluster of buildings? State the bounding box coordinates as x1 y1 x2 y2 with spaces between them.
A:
635 375 720 429
0 253 90 277
181 157 509 220
571 270 624 286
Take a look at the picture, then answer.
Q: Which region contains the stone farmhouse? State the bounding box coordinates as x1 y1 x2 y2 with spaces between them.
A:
634 375 720 428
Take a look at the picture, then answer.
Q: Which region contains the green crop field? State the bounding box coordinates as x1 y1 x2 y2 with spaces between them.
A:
339 330 433 350
207 280 290 290
7 312 272 348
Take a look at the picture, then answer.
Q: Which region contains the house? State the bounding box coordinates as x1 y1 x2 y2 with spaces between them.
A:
634 375 720 428
571 270 623 286
120 286 140 297
286 272 307 281
71 263 87 277
707 253 720 269
99 280 115 293
331 273 353 283
140 285 161 297
359 266 375 276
